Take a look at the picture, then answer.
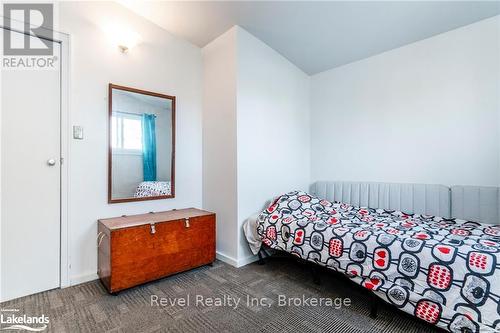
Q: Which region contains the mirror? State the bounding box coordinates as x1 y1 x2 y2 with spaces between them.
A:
108 84 175 203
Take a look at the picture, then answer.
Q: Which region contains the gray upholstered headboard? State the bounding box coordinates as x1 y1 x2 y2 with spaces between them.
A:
451 186 500 225
310 181 451 218
310 181 500 225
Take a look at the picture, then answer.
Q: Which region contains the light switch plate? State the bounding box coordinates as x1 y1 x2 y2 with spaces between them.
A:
73 125 84 140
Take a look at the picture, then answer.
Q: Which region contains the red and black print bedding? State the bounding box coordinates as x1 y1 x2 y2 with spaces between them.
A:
257 191 500 333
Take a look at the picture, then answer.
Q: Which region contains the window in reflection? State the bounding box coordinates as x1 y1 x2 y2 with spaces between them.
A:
112 112 143 152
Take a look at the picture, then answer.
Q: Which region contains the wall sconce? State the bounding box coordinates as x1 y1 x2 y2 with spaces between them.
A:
102 23 141 53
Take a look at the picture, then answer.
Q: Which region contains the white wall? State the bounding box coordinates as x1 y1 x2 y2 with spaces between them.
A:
202 27 239 264
59 1 202 284
50 4 500 283
202 27 310 266
310 16 500 187
236 28 310 263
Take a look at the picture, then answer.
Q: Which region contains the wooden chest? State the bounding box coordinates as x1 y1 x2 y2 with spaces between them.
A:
97 208 216 293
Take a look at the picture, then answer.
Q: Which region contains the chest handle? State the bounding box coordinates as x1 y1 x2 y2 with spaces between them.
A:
184 218 190 228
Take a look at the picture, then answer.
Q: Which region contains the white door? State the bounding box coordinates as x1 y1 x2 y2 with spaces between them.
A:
1 30 61 301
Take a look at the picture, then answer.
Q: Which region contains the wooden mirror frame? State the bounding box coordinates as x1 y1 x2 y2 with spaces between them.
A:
108 83 176 203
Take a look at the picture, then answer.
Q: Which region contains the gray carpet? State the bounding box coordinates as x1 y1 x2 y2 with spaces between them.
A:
1 258 441 332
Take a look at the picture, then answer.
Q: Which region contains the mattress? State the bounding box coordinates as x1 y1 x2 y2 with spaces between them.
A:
253 191 500 333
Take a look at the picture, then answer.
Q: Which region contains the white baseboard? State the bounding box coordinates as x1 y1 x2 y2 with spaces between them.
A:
66 253 259 288
236 254 259 267
216 251 259 268
216 251 239 267
69 272 98 286
68 252 259 286
67 252 258 287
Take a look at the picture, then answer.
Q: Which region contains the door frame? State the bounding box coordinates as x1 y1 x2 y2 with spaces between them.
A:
0 23 71 290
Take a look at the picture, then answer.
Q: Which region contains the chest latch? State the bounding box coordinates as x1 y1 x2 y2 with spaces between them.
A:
150 223 156 235
184 218 190 228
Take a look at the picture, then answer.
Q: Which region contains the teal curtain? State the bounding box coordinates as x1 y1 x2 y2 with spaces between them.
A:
142 114 157 181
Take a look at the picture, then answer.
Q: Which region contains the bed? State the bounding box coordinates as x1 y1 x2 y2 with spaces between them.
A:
245 183 500 333
134 181 171 197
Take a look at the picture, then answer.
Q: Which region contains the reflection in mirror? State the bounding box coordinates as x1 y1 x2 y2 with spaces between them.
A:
109 84 175 203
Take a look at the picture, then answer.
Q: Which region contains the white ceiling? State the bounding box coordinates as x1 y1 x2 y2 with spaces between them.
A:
114 89 172 110
120 1 500 75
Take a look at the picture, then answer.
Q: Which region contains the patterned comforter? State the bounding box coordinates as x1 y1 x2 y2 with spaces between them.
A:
134 181 171 198
256 191 500 333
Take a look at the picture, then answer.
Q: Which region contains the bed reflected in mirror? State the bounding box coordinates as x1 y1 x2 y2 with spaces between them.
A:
108 84 175 203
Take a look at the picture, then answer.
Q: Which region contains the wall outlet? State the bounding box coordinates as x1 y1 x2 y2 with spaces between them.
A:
73 125 84 140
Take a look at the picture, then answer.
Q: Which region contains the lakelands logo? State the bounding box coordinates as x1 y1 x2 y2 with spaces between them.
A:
0 309 48 332
2 3 57 70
